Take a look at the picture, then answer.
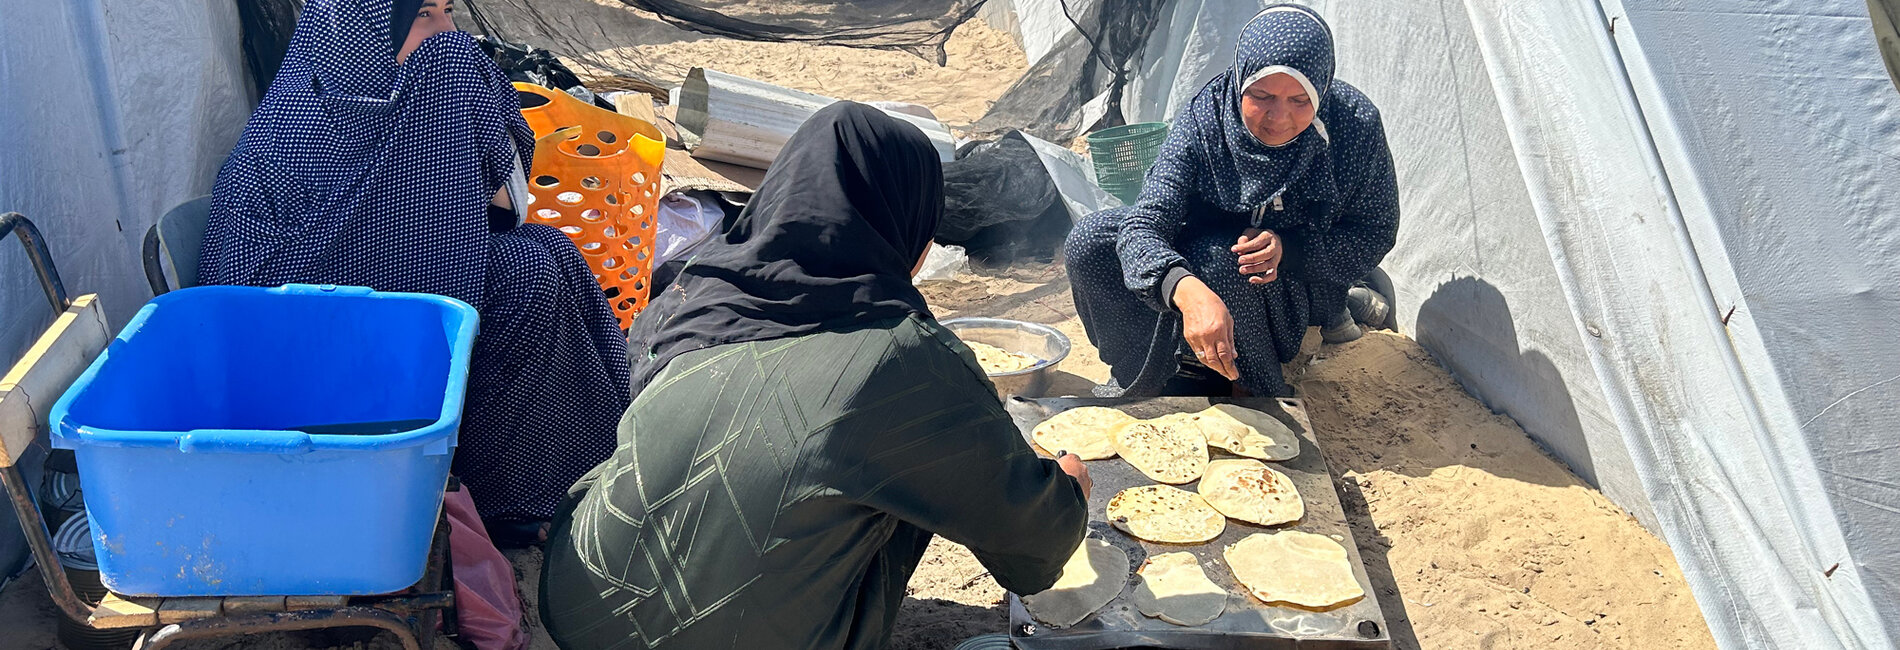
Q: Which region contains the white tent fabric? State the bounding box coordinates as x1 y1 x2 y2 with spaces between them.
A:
1598 1 1899 644
983 0 1900 645
0 0 251 580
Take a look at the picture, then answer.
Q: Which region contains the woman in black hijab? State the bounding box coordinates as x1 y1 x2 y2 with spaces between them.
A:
540 102 1091 650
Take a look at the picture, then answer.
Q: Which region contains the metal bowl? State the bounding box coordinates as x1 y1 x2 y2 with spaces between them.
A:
941 317 1071 398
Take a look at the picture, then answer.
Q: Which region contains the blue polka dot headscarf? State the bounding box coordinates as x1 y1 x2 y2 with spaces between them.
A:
1234 4 1335 130
200 0 534 310
1171 3 1336 215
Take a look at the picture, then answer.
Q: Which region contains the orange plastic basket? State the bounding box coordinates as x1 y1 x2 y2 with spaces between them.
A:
514 83 666 328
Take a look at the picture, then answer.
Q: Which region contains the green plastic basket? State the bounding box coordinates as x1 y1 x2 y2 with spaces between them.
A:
1087 122 1169 204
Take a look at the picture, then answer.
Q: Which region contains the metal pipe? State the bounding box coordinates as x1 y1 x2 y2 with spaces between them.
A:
0 212 72 312
135 607 423 650
675 68 958 169
1 465 93 624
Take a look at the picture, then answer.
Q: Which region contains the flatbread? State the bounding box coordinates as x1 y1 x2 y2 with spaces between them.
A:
1112 420 1208 484
1198 459 1303 526
1020 538 1130 627
1107 485 1225 544
966 341 1039 374
1223 531 1365 609
1190 404 1300 461
1031 407 1133 460
1131 552 1228 626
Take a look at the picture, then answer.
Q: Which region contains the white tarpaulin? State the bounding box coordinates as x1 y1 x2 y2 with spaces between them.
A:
983 0 1899 645
0 0 251 580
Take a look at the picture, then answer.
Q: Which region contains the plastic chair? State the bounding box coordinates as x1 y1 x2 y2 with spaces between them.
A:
515 83 667 328
142 196 211 296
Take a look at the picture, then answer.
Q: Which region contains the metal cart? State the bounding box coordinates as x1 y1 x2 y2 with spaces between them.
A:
0 212 456 649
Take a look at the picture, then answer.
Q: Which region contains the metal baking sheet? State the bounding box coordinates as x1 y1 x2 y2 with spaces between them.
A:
1004 397 1391 649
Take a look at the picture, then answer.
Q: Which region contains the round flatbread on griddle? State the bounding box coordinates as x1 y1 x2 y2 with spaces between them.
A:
1106 484 1226 544
1191 404 1299 461
1112 419 1209 484
1131 551 1228 626
1021 538 1130 627
1223 531 1365 609
1198 459 1303 526
1031 406 1134 460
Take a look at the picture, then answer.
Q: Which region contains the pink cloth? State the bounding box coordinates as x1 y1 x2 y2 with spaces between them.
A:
445 488 530 650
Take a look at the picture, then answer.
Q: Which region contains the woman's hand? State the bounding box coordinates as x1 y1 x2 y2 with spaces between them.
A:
1233 228 1283 285
1056 451 1093 497
1171 276 1241 380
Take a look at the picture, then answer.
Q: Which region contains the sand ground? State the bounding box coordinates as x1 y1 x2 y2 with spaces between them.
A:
0 9 1713 650
0 263 1716 650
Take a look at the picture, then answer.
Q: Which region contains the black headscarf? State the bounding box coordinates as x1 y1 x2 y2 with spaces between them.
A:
626 101 944 395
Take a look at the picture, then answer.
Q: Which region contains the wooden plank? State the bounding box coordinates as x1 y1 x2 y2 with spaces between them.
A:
0 295 109 467
661 148 761 195
156 597 223 624
221 595 286 614
284 595 349 610
614 93 659 125
90 592 159 629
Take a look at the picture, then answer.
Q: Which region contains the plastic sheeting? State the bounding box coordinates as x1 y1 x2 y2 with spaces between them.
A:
0 0 252 580
989 0 1900 644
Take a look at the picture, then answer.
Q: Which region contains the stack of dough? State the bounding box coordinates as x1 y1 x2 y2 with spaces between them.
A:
1106 485 1226 544
1197 459 1303 526
966 341 1039 374
1131 552 1228 626
1031 407 1135 460
1223 531 1365 609
1021 538 1130 627
1112 419 1209 484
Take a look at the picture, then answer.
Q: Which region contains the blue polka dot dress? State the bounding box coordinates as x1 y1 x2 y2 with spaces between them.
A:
1066 4 1399 397
199 0 631 522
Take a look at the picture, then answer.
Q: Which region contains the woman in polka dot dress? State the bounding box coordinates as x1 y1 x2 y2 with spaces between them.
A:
1066 4 1399 398
199 0 630 540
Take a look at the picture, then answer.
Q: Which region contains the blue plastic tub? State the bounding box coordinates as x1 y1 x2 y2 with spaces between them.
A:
50 284 479 596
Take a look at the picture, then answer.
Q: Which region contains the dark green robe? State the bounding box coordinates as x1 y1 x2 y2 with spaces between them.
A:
541 315 1089 649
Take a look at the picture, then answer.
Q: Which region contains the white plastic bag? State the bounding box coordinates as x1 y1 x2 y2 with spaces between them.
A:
913 243 969 284
655 191 724 267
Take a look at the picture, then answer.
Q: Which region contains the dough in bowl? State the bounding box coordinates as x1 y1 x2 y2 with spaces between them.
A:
966 341 1039 374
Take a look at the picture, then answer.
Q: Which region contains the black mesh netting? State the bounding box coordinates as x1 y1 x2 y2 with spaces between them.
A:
972 0 1167 142
235 0 630 106
611 0 985 63
458 0 986 88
